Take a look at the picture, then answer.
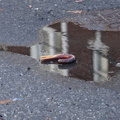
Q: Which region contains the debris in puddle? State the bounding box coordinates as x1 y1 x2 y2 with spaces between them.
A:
40 54 76 64
0 98 22 104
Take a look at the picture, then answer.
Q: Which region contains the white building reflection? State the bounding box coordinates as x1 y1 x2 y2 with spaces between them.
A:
88 31 109 82
30 23 115 82
30 23 69 76
61 22 69 54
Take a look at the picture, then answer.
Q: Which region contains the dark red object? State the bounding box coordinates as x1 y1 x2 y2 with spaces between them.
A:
40 54 76 64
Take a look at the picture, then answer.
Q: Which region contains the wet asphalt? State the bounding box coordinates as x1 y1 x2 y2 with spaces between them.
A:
0 0 120 120
0 0 120 46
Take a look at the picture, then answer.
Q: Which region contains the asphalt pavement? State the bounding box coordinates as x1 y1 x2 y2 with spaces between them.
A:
0 51 120 120
0 0 120 120
0 0 120 46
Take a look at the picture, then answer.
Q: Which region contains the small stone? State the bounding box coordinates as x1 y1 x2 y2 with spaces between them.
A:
29 5 32 8
54 4 58 7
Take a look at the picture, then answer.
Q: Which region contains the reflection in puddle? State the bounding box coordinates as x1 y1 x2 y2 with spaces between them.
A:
1 22 120 82
88 31 109 82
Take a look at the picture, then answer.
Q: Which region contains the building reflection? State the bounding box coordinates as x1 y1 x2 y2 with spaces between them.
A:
31 23 69 76
38 22 120 82
88 31 109 82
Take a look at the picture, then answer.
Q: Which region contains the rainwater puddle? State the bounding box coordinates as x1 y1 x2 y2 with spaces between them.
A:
1 22 120 82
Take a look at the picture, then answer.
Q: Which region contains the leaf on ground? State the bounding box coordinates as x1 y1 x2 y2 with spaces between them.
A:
0 100 14 104
0 98 21 104
65 10 84 13
75 0 84 2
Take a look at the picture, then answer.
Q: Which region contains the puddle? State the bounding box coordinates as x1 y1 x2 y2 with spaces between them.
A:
1 22 120 82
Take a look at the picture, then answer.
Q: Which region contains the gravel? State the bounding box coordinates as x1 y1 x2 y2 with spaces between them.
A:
0 51 120 120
